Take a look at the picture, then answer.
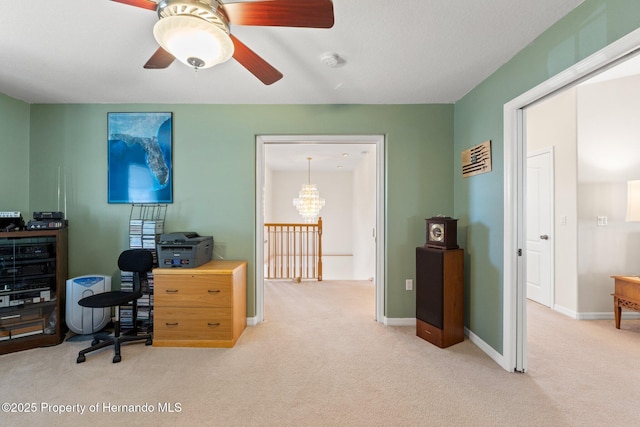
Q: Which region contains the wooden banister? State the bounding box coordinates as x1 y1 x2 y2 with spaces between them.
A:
264 217 322 281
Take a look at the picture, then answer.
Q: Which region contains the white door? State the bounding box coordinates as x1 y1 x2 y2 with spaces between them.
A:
526 148 554 307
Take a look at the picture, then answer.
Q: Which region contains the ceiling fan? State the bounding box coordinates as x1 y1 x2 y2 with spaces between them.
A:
112 0 335 85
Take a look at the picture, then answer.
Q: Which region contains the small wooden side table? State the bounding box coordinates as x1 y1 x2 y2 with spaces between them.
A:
611 275 640 329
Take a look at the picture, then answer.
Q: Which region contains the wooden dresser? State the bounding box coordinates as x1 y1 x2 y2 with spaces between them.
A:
152 260 246 348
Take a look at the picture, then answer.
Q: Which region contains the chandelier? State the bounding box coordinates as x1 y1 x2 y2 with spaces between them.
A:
293 157 325 223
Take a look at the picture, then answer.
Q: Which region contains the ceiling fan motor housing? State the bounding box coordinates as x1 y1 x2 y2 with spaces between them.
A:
157 0 230 33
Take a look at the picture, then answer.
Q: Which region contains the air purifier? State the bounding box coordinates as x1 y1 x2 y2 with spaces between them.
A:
65 275 111 335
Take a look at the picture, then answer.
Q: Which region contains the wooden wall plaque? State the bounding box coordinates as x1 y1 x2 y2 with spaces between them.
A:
462 140 492 178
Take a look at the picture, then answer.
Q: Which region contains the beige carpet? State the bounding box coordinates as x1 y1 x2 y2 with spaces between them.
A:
1 279 639 426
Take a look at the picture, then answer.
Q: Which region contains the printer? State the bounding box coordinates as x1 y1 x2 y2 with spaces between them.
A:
157 232 213 268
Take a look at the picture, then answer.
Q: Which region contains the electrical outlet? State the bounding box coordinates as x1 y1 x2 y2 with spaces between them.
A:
406 279 413 291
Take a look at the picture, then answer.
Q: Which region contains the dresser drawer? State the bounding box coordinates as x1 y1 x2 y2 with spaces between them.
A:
154 307 232 341
154 274 232 308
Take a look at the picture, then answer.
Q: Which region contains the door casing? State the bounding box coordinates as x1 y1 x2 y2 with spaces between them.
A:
503 28 640 373
255 134 386 324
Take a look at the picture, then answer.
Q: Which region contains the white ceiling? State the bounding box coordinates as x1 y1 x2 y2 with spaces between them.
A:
270 49 640 173
19 1 640 174
265 142 374 172
0 0 586 105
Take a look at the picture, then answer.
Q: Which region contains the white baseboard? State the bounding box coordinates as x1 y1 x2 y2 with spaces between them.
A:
551 305 640 320
464 327 509 371
385 319 511 371
383 317 415 326
576 311 640 320
246 317 258 326
552 304 578 318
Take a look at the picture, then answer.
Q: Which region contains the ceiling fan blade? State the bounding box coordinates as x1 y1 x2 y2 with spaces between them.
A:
230 35 283 85
144 47 176 69
223 0 334 28
111 0 158 11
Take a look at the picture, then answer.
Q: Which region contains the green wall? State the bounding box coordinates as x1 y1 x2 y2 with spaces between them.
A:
26 104 454 319
454 0 640 353
0 93 30 213
10 0 639 357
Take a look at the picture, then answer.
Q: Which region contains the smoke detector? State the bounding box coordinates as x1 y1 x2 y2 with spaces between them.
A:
321 52 341 68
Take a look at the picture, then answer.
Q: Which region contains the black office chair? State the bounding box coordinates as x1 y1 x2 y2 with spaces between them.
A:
76 249 153 363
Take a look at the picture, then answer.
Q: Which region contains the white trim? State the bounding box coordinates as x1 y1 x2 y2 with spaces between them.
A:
255 135 386 324
503 27 640 372
577 312 640 321
553 304 578 319
465 327 506 369
502 107 526 372
535 305 640 321
255 139 266 323
384 317 415 327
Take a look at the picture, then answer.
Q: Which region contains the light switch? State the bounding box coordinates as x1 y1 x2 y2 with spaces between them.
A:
597 216 608 226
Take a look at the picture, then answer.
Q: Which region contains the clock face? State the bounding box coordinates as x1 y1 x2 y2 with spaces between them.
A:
429 223 445 242
425 216 458 249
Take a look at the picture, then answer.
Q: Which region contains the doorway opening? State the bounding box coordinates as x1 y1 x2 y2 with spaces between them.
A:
255 135 385 325
503 27 640 373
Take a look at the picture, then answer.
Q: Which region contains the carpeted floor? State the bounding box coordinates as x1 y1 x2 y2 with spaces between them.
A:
1 279 639 426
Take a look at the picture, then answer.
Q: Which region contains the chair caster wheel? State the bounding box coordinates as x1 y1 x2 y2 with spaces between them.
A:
91 339 99 346
145 339 152 346
112 355 121 363
77 355 86 363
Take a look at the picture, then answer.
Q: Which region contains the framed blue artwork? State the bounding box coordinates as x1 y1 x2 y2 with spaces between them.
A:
107 112 173 203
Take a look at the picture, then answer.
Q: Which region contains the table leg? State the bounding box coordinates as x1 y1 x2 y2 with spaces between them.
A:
614 296 621 329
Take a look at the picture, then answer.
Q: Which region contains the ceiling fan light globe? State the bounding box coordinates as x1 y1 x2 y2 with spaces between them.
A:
153 15 234 69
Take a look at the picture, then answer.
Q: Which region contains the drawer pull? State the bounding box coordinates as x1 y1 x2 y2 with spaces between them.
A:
207 322 221 327
424 330 432 335
165 289 179 293
208 290 221 294
165 322 179 326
